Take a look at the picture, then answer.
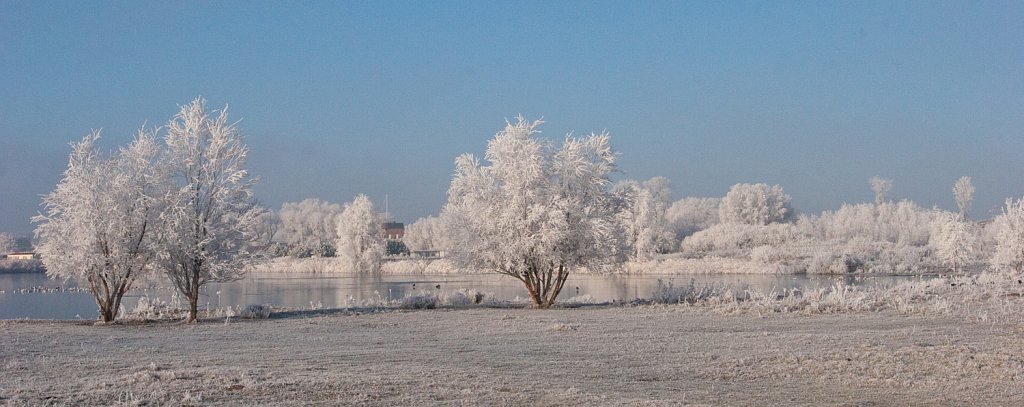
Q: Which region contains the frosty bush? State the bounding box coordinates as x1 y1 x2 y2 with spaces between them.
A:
665 197 720 240
719 183 794 225
680 223 804 256
278 198 342 253
614 177 675 260
798 201 936 246
618 256 781 274
289 245 313 259
385 240 409 256
124 295 185 321
401 293 438 309
267 243 289 258
395 259 461 274
239 304 272 319
443 290 473 306
649 279 726 304
441 289 486 306
404 215 453 252
312 243 336 258
991 198 1024 274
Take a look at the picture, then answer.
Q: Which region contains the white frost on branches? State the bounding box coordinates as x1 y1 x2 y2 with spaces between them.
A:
952 176 974 221
870 176 893 206
279 198 342 253
335 194 385 273
34 130 166 322
404 215 450 252
443 117 624 308
157 98 263 322
992 198 1024 275
614 177 675 260
929 211 975 274
665 197 720 240
0 232 15 256
718 183 793 225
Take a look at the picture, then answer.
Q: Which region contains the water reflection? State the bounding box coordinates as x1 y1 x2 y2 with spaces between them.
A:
0 272 932 320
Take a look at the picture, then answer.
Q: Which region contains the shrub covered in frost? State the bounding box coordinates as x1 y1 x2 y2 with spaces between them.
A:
401 292 438 309
619 256 781 274
289 245 312 259
123 295 186 321
312 243 336 258
680 223 804 256
798 201 936 246
267 243 289 258
649 279 728 304
441 288 486 306
239 304 272 319
718 183 794 225
380 259 461 274
665 197 720 240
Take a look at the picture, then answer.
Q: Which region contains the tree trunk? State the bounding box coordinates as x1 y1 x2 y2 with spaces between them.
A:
187 286 199 323
88 276 117 323
518 263 569 309
100 304 115 323
185 260 202 323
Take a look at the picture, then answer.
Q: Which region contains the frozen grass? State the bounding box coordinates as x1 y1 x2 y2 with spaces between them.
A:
2 290 1022 406
643 271 1024 320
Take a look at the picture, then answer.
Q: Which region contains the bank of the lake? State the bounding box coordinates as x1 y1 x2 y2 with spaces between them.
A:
2 302 1023 406
0 269 935 320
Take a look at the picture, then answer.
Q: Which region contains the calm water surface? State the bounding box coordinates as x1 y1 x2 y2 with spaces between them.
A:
0 271 931 320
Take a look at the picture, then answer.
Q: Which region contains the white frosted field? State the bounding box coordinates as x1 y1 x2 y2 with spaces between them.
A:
2 289 1022 406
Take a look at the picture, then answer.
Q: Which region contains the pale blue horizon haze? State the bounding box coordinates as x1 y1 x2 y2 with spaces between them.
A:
2 1 1023 236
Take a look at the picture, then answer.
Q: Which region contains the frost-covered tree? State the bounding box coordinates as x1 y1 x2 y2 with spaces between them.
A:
953 176 974 221
718 183 793 225
665 197 720 241
0 232 15 256
335 194 385 273
614 177 674 260
870 176 893 206
278 198 342 253
34 130 165 322
253 209 280 250
801 201 936 246
404 215 450 251
444 117 623 308
930 211 975 274
157 98 263 322
992 198 1024 274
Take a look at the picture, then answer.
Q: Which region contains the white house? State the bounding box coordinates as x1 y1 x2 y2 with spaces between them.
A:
5 252 37 260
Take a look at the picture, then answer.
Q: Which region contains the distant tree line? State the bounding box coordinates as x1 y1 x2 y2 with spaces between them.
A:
32 99 1024 317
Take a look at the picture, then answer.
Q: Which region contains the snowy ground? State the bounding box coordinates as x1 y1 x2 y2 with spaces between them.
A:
2 300 1023 406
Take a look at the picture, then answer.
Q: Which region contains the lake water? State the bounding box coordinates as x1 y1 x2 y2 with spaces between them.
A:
0 272 931 320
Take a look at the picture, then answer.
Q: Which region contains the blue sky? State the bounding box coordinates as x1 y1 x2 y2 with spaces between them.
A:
2 1 1023 235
